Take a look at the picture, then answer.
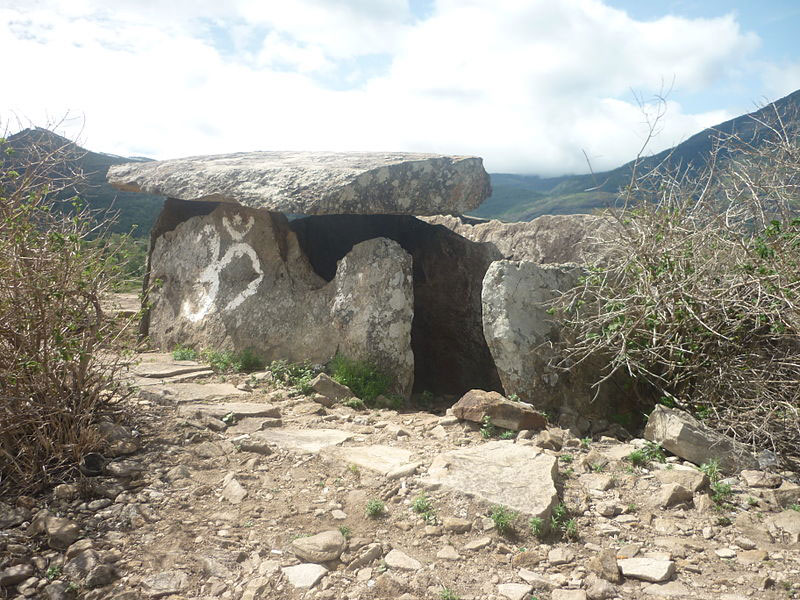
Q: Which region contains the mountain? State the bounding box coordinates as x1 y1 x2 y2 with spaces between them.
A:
6 128 164 237
474 88 800 222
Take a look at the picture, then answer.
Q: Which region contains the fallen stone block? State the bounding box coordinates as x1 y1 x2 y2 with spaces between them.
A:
451 389 546 431
643 405 759 474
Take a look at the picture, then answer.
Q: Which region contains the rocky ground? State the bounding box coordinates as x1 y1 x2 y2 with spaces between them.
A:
1 351 800 600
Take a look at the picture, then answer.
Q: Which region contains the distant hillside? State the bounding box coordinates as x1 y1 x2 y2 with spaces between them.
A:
6 128 164 237
474 88 800 222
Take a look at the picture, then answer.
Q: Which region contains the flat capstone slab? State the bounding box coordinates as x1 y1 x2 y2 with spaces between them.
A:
422 440 558 520
107 151 490 216
178 402 280 420
246 428 353 454
322 445 414 475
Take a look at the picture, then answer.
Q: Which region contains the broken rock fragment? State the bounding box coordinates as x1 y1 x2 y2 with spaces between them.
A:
643 405 759 474
451 389 546 431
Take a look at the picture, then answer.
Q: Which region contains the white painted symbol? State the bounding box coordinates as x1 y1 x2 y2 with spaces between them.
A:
181 213 263 322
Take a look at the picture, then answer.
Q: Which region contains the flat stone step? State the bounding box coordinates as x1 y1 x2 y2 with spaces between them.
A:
322 445 414 475
138 383 248 405
178 401 279 420
134 362 211 379
422 440 558 520
246 428 353 454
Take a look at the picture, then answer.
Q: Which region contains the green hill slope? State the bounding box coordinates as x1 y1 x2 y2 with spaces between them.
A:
475 88 800 222
6 128 164 237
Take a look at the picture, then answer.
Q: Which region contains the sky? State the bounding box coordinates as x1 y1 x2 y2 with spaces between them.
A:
2 0 799 176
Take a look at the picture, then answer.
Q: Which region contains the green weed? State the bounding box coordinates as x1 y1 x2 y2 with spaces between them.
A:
329 354 393 404
411 493 433 514
480 415 496 439
528 516 544 538
172 345 198 361
490 505 518 536
269 359 315 394
439 588 461 600
365 499 385 518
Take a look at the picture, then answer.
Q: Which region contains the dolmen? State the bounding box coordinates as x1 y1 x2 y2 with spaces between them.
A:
108 151 621 429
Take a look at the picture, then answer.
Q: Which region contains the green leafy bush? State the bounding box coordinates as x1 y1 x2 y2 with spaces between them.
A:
328 354 393 405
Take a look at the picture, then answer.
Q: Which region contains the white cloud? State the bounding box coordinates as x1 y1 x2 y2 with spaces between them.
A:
0 0 766 174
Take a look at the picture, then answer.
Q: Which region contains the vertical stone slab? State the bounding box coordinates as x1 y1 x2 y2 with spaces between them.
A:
331 238 414 398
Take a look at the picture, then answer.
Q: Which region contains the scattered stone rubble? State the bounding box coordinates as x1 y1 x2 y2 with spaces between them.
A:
2 352 798 599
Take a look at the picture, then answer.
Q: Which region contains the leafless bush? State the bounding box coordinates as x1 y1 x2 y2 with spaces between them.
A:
0 128 134 496
555 103 800 466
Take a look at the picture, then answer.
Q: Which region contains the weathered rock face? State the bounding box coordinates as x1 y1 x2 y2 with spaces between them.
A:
481 259 639 424
290 214 503 395
481 261 579 411
146 202 414 397
421 213 619 263
643 405 759 474
108 152 490 216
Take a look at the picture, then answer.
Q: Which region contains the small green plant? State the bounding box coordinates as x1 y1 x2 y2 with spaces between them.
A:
338 526 351 539
747 496 759 507
563 467 574 477
329 354 393 404
716 515 732 526
549 503 577 540
642 441 666 463
528 516 544 538
627 502 638 513
172 345 198 361
411 493 433 514
490 505 518 536
365 499 385 518
711 481 733 505
559 453 574 464
480 415 496 439
45 565 62 580
221 412 237 425
269 359 315 394
507 393 520 402
700 459 722 484
66 582 80 593
580 437 592 449
590 462 606 472
348 464 361 477
562 518 578 540
790 503 800 512
343 397 366 410
499 430 516 440
202 348 265 373
627 449 647 467
439 587 461 600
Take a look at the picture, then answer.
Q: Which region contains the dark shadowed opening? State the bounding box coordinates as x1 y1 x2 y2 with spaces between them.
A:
290 214 504 396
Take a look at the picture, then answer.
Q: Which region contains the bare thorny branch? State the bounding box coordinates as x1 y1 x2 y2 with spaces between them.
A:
553 97 800 467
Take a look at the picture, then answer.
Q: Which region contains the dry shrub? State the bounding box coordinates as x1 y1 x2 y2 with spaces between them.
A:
555 104 800 467
0 130 133 496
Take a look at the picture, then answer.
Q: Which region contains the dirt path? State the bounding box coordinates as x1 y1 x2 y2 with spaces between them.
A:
2 352 799 600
